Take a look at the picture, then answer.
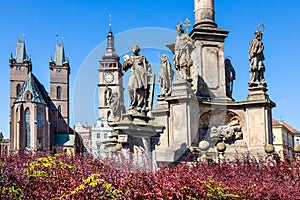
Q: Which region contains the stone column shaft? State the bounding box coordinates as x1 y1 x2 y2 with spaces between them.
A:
194 0 216 28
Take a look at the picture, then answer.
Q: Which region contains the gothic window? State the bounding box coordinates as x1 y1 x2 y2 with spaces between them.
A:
37 110 43 150
16 84 21 97
57 86 62 100
25 108 30 148
37 111 43 128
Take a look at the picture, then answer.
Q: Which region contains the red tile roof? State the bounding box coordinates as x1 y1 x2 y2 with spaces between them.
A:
272 119 299 133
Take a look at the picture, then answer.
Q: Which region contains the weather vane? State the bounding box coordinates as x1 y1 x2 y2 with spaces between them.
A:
184 18 192 33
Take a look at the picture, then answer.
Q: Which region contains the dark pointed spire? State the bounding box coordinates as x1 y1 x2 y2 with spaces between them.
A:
15 40 27 63
54 36 67 66
102 25 119 61
9 51 13 60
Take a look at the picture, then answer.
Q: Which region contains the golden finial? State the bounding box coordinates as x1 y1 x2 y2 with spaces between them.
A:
184 18 192 33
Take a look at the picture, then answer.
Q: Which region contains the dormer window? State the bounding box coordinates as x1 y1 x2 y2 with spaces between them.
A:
25 91 32 101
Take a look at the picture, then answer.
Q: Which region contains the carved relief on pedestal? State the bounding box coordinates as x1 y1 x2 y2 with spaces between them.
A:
198 110 244 144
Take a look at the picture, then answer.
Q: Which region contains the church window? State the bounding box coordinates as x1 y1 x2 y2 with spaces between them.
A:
37 111 43 128
57 86 62 100
16 84 21 97
25 108 30 148
37 110 43 149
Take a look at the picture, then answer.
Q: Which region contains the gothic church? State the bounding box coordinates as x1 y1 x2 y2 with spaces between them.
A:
9 39 74 153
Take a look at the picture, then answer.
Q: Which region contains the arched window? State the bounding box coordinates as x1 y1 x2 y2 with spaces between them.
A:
37 110 43 128
58 105 61 113
25 108 30 148
37 110 43 150
16 84 21 97
57 86 62 100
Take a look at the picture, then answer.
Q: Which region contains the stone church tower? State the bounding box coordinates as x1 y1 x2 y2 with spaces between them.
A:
9 40 32 108
49 38 70 133
98 26 125 121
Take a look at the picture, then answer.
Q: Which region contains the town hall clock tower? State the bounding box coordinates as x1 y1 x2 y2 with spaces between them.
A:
98 26 125 121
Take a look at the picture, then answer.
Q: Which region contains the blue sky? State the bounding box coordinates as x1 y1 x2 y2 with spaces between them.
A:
0 0 299 138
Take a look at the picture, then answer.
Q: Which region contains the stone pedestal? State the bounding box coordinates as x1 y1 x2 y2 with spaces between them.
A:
245 83 274 156
247 86 269 101
110 113 164 170
190 26 229 100
152 79 200 163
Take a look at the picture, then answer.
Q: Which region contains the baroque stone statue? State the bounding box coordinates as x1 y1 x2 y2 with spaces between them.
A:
122 45 152 112
158 54 174 97
109 93 124 122
104 87 112 106
167 24 195 80
225 58 236 98
248 30 266 87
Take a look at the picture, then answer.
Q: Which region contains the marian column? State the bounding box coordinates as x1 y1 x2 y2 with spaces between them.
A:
190 0 230 100
194 0 216 28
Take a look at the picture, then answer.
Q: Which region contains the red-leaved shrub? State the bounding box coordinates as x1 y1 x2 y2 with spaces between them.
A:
0 152 300 199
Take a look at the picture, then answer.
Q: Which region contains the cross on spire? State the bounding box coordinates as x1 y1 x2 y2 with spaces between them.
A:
109 14 112 31
184 18 192 33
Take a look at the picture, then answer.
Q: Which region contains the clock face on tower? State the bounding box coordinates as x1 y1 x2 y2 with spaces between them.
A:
104 72 114 83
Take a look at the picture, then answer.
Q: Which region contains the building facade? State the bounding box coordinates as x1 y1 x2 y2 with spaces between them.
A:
272 119 298 159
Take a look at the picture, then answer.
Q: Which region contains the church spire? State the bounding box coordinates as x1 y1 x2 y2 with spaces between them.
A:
15 39 27 63
54 36 67 66
102 24 119 61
